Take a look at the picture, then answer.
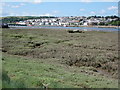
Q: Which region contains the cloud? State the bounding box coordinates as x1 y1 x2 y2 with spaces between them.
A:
80 0 92 2
90 11 96 14
1 2 26 9
80 9 85 11
108 6 118 10
20 3 26 6
10 3 26 8
1 0 119 2
32 0 42 4
1 2 10 7
40 13 54 16
1 3 5 6
102 0 118 1
11 5 20 8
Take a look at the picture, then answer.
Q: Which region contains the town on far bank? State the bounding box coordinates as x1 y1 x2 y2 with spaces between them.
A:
1 15 120 28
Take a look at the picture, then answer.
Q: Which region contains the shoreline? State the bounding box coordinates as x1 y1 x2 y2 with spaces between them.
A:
3 28 118 33
7 25 118 32
92 26 119 28
8 24 119 29
67 25 119 28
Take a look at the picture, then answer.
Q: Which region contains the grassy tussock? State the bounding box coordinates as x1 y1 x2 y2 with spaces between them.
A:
2 28 118 88
2 54 118 88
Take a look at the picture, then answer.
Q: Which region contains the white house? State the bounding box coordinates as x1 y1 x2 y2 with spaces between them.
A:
16 21 26 25
83 22 88 26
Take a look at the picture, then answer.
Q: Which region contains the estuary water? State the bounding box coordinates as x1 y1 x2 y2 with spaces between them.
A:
9 26 119 31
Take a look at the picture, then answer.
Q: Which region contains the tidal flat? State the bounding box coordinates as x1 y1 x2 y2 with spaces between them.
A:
2 28 118 88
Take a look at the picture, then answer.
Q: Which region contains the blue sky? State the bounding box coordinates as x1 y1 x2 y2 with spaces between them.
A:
1 0 119 2
1 1 119 17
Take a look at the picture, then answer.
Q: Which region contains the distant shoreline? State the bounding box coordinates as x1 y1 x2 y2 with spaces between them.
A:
8 23 119 29
68 25 119 28
34 25 119 29
7 24 119 31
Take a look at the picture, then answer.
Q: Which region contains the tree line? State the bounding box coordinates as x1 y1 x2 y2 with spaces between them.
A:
1 16 57 23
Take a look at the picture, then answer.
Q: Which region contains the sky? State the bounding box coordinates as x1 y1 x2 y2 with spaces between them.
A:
0 0 119 17
1 0 119 2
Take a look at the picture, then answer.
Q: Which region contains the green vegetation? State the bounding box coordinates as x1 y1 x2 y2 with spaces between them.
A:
2 54 118 88
107 20 120 26
98 20 120 26
2 28 118 88
1 16 56 23
2 69 26 88
88 15 119 19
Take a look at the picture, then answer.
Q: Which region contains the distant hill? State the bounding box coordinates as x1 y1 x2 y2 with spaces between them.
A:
0 16 57 23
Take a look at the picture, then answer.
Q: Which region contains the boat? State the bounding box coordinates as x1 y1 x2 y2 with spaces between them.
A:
0 23 9 28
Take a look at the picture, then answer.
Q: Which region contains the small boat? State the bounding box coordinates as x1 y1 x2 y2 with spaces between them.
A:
0 23 9 28
63 25 67 27
68 29 84 33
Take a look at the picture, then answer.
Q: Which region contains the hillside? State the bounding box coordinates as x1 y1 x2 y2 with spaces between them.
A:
1 16 57 23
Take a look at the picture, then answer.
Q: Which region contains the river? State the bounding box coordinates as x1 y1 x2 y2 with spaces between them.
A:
9 26 119 31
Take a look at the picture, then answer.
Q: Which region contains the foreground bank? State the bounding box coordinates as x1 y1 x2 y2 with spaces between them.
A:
2 28 118 88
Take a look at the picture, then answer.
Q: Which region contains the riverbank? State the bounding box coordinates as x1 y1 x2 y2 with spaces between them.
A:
8 25 118 31
8 24 119 29
94 26 119 28
68 25 119 28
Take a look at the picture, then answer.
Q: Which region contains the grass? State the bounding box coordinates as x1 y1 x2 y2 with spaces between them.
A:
2 69 26 88
2 28 118 88
2 53 118 88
